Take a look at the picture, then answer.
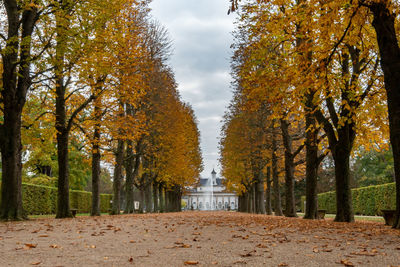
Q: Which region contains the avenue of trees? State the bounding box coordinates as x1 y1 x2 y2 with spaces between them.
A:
221 0 400 228
0 0 203 220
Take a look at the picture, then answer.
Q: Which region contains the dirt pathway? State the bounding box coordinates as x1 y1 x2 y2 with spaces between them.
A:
0 212 399 266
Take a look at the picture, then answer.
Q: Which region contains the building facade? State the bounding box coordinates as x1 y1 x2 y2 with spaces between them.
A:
183 169 238 210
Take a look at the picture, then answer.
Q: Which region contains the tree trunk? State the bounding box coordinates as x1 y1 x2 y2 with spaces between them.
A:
176 188 182 212
138 189 145 213
111 139 124 215
280 119 297 217
332 137 354 222
256 171 266 214
164 188 169 212
159 184 165 213
246 192 251 213
0 0 37 221
145 183 153 213
90 123 101 216
153 183 159 212
265 166 272 215
272 126 283 216
90 82 103 216
0 110 25 220
56 129 72 218
369 1 400 229
124 140 134 214
304 96 319 219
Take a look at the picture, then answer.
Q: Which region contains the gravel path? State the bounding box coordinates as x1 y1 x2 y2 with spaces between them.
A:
0 211 399 266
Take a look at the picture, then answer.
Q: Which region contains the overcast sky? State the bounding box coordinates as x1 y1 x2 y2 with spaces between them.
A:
150 0 236 178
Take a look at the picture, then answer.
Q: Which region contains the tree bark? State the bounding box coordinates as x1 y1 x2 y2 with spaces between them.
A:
56 129 72 218
145 182 153 213
138 188 145 213
332 139 354 222
265 166 273 215
304 102 319 219
124 140 134 214
159 184 165 213
91 102 101 216
250 190 254 213
153 182 159 212
238 195 243 212
54 2 72 219
280 119 297 217
0 111 25 220
111 139 124 215
0 0 38 221
369 1 400 229
272 125 283 216
164 188 169 212
256 171 266 214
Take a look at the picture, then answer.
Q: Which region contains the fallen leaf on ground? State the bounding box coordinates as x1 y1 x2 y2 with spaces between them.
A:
340 259 354 266
184 261 199 265
30 262 41 265
25 243 37 249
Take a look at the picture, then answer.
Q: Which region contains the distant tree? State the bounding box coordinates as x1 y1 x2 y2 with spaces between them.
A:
352 148 394 187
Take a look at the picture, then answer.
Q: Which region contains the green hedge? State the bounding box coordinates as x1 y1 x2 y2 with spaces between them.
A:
1 182 112 215
302 182 395 216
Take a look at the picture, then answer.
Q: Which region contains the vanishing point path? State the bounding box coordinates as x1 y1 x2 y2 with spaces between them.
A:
1 211 399 267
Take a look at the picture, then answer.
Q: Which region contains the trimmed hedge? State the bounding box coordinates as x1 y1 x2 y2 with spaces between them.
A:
302 182 396 216
1 182 112 215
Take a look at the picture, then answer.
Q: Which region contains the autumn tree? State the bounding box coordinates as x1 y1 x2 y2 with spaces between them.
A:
227 0 389 224
360 0 400 229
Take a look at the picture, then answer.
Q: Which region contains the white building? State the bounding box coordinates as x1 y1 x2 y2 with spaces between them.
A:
183 169 238 210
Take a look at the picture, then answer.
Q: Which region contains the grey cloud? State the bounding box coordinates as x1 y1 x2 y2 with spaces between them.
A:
150 0 235 177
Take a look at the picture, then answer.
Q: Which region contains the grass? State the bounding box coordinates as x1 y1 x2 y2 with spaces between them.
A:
297 212 385 222
28 213 110 219
28 211 385 223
